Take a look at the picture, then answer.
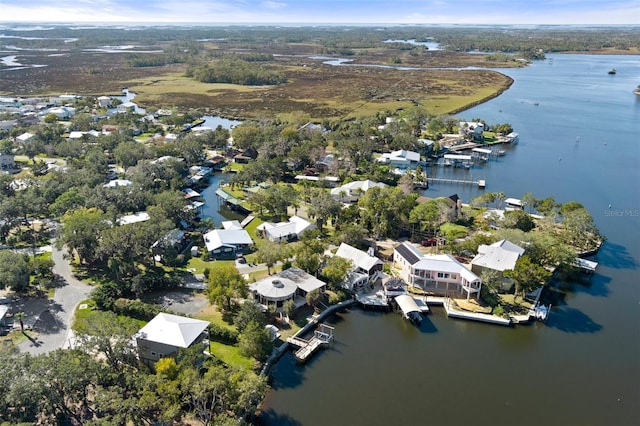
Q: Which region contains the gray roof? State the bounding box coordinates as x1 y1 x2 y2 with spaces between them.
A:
471 239 524 272
249 267 326 301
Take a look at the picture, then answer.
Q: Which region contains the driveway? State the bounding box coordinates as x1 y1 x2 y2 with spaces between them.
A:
17 243 93 355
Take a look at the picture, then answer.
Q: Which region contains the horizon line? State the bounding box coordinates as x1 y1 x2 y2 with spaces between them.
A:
1 21 639 27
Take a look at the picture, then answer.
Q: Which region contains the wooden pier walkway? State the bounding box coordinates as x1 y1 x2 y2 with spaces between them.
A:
286 324 335 363
426 177 486 188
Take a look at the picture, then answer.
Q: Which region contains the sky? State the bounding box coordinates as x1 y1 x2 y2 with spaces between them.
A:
0 0 638 25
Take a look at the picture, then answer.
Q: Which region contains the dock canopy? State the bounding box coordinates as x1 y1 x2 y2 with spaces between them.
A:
472 148 493 154
444 154 472 160
395 294 421 315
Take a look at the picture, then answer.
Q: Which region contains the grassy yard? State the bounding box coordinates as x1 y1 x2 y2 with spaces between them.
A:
207 341 257 371
185 256 234 275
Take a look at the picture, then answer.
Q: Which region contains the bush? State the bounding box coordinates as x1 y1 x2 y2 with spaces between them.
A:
113 298 164 321
328 290 350 305
208 323 239 344
492 304 507 318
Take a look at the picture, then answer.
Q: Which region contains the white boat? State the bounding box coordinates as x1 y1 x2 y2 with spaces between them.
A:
534 304 550 321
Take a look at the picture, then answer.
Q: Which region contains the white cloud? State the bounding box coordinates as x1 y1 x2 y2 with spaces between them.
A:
262 1 287 10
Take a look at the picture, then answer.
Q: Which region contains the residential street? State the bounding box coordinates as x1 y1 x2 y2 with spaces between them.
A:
17 243 93 355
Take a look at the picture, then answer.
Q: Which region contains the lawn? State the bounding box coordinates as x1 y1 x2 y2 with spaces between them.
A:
207 341 257 371
185 256 234 275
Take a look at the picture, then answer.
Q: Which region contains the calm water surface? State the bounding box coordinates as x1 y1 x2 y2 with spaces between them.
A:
259 54 640 426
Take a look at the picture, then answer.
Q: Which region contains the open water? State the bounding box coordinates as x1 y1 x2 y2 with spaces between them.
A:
259 54 640 426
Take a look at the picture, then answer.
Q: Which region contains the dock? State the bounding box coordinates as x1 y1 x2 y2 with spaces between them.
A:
573 257 598 274
442 298 512 326
286 323 335 363
426 177 487 188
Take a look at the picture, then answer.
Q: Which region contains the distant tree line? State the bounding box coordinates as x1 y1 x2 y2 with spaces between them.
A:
186 56 287 85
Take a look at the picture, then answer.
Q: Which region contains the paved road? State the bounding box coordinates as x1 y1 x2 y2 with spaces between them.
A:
18 243 93 355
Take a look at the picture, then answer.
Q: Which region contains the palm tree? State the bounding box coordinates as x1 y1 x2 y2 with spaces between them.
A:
496 192 506 210
15 312 25 332
305 289 323 312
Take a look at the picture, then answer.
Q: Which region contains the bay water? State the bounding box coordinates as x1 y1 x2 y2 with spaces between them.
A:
259 54 640 426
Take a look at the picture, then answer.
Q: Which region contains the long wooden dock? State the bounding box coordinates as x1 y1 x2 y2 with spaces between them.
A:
427 177 486 188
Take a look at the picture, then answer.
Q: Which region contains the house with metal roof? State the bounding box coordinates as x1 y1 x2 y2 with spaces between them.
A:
394 242 481 300
334 243 384 291
248 267 327 309
256 215 315 242
376 149 421 168
471 240 525 290
330 179 387 203
203 228 253 259
135 313 210 367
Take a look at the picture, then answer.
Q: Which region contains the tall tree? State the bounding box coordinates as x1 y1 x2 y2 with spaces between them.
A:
0 250 30 292
255 240 289 275
59 207 108 264
307 189 341 231
321 256 352 291
504 255 552 301
206 265 248 311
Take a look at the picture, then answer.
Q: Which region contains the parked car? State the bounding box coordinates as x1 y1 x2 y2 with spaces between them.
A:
421 238 437 247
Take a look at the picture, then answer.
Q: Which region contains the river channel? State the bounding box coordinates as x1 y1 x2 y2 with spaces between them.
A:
258 54 640 426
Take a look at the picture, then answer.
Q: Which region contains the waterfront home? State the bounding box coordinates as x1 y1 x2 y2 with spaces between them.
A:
417 138 435 154
458 121 484 141
257 215 315 242
504 198 524 210
248 267 326 309
135 313 210 367
376 149 421 168
334 243 384 291
335 243 383 277
203 228 253 259
330 179 387 203
471 239 524 290
394 242 482 300
97 95 112 108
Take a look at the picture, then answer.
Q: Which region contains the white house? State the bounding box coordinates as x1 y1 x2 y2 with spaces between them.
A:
97 95 112 108
394 242 482 300
459 121 484 139
135 313 210 367
117 211 150 226
504 198 524 210
248 267 326 309
257 215 315 242
335 243 383 276
103 179 132 188
203 228 253 258
376 149 421 168
330 179 387 203
16 132 35 143
471 240 525 290
334 243 384 292
48 106 76 120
